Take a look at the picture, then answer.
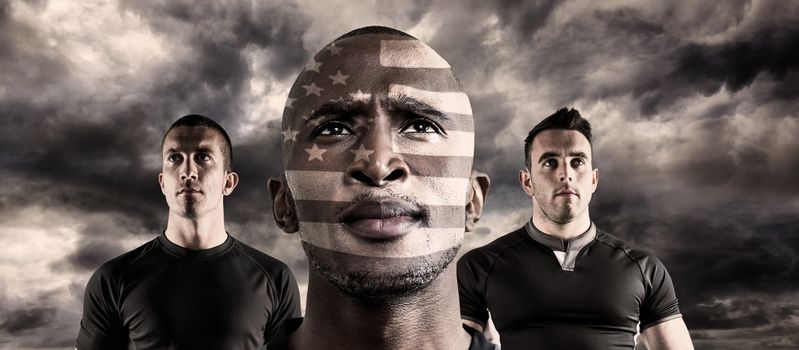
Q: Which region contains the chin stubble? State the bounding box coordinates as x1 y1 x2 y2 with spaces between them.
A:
303 242 460 301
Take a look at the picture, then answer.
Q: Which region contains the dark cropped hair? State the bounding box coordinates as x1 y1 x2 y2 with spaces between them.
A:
524 108 592 169
162 114 233 171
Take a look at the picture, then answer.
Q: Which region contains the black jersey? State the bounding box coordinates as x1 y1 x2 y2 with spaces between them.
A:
458 221 682 350
76 233 301 350
266 319 497 350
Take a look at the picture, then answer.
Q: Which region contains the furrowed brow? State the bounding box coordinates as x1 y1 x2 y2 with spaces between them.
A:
194 147 216 154
538 151 560 163
306 100 365 124
570 152 588 159
388 94 448 119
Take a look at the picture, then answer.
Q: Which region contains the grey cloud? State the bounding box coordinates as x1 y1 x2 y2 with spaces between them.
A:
1 1 798 348
682 297 796 330
63 239 127 271
493 0 560 41
0 307 56 335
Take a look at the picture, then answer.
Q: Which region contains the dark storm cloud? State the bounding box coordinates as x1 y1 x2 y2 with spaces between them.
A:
0 0 311 230
225 119 283 225
683 296 797 330
0 307 57 334
63 238 127 271
643 27 799 114
493 0 559 41
2 1 798 349
121 0 310 81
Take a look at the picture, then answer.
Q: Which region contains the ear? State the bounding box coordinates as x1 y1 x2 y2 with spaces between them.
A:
591 167 599 193
223 171 239 196
158 173 166 195
518 169 534 197
465 170 491 232
268 174 298 233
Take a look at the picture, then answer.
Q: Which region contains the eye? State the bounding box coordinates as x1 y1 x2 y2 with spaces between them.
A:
400 119 442 134
543 159 557 168
316 121 353 136
167 154 183 163
571 158 585 167
195 153 212 162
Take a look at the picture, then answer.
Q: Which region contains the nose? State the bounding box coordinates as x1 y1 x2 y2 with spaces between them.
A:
180 158 198 181
346 116 409 187
559 160 573 183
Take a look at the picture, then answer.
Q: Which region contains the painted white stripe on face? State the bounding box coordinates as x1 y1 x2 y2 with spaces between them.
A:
379 40 451 69
285 170 470 206
392 130 474 157
388 84 473 116
298 222 464 258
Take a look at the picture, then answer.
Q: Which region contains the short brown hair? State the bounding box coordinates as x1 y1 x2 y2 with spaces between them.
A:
524 108 592 169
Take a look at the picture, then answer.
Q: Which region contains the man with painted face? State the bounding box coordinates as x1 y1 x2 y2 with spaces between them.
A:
76 115 301 349
267 26 493 349
458 108 694 349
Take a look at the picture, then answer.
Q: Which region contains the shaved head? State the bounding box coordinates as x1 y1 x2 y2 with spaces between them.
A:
275 26 475 299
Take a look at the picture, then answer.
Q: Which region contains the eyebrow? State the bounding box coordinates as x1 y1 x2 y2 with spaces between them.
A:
306 99 365 124
388 94 448 119
537 151 589 163
305 94 451 125
164 146 216 154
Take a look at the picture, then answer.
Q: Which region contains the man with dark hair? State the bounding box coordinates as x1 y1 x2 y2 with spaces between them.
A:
76 114 301 349
458 108 694 349
267 26 494 349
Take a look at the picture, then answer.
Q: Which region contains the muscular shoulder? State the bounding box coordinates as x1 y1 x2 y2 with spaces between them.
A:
231 238 294 280
460 228 528 268
593 230 667 281
90 237 160 281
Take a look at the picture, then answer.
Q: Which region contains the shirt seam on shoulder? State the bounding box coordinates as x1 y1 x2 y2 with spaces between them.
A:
482 231 530 300
115 238 160 321
234 241 276 279
594 233 652 289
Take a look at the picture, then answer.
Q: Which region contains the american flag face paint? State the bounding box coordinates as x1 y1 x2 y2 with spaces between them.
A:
280 32 474 297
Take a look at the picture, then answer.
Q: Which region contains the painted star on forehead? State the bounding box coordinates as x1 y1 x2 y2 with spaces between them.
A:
301 110 315 121
305 144 327 161
327 42 343 56
350 144 375 162
328 70 349 85
305 59 322 73
349 89 371 101
302 82 324 96
282 126 299 143
284 97 297 109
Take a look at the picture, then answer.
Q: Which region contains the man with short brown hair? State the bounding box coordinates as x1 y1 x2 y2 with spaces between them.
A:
458 108 694 349
76 114 301 349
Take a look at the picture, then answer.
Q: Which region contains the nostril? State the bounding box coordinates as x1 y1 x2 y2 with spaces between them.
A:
351 170 373 184
384 169 404 182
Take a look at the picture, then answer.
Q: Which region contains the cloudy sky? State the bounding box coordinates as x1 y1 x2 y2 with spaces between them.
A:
1 0 797 348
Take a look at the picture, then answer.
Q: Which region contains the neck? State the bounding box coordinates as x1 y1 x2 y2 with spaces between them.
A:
532 206 591 240
164 209 227 250
292 264 471 350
